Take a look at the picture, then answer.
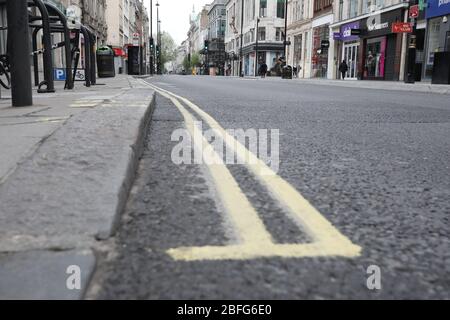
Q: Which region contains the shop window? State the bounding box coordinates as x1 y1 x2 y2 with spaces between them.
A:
365 36 386 78
426 18 441 67
304 31 309 61
312 26 330 78
294 34 303 64
446 31 450 52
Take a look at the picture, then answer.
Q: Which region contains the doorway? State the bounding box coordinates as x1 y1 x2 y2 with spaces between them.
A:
343 41 359 79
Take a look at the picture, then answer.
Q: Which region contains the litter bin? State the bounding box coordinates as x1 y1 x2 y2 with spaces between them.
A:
282 65 292 79
97 46 115 78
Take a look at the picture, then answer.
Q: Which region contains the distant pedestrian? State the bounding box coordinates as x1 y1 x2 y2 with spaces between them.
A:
226 64 232 76
293 66 298 78
339 60 348 80
259 62 268 78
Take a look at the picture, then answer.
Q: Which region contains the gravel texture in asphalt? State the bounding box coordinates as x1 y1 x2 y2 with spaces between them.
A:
94 76 450 299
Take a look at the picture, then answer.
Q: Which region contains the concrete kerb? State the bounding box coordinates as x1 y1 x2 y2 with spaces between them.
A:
0 78 156 299
238 76 450 95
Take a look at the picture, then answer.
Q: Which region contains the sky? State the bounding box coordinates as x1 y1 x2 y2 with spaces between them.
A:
144 0 212 46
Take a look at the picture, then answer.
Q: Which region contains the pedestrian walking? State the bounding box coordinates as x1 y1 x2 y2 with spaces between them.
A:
293 66 298 78
259 62 268 78
339 60 348 80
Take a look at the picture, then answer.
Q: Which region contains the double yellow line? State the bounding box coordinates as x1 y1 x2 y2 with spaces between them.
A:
141 80 361 261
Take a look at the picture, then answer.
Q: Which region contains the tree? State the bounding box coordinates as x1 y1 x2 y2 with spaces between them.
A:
191 53 201 68
182 56 191 72
158 31 177 72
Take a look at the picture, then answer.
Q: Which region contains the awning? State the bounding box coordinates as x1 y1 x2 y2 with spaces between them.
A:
113 48 126 57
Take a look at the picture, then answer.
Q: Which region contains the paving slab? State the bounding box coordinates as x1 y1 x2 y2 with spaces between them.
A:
0 86 155 252
0 249 95 300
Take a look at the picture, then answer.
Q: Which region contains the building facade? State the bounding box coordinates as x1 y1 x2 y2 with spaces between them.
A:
105 0 150 74
286 0 313 78
207 0 227 75
225 0 287 77
187 5 211 74
330 0 410 81
424 0 450 81
183 0 450 82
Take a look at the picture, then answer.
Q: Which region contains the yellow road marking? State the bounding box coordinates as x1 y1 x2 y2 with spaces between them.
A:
157 89 273 246
143 80 362 261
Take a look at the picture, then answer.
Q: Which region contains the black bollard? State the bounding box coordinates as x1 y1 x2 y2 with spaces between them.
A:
6 0 33 107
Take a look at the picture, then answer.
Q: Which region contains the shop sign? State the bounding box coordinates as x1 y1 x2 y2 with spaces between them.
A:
333 32 341 40
321 40 330 48
392 22 413 33
426 0 450 19
132 33 140 46
340 21 361 41
409 5 419 18
113 48 126 57
368 21 389 32
363 9 403 36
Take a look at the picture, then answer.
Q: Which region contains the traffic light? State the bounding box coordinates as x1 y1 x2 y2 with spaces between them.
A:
156 45 160 56
204 40 209 53
150 37 154 50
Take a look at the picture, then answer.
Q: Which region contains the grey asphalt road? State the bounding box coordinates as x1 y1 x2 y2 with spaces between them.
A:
93 76 450 299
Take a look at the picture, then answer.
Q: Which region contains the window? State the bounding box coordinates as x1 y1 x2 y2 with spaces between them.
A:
349 0 358 18
294 34 302 63
276 28 283 41
260 0 267 17
314 0 332 12
220 20 226 37
446 31 450 52
258 27 266 41
298 0 306 21
245 0 254 24
277 0 285 19
427 18 441 66
244 30 254 44
363 0 384 13
304 31 309 61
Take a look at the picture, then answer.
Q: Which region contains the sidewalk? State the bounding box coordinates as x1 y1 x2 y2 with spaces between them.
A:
0 75 155 299
293 78 450 95
239 75 450 95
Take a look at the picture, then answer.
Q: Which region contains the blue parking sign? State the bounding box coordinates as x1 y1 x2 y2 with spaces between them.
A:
54 68 66 81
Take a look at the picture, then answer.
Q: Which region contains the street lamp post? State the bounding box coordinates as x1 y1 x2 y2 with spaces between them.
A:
239 0 244 77
150 0 153 75
255 17 260 77
283 0 288 60
156 1 160 74
158 19 161 74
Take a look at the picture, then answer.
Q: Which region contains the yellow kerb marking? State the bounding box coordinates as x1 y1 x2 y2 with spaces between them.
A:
145 81 362 261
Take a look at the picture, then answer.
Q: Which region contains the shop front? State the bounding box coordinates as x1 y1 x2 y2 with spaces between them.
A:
360 8 406 81
424 0 450 80
312 24 330 78
339 21 361 80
